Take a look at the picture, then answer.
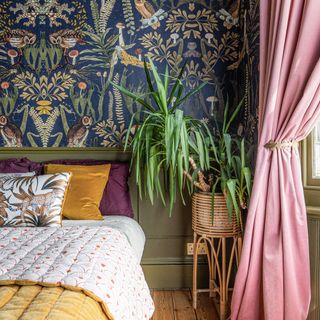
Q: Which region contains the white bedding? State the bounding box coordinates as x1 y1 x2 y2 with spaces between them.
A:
62 216 145 262
0 226 154 319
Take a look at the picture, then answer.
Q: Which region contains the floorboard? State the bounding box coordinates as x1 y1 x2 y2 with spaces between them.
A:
195 292 219 320
172 290 197 320
152 290 219 320
152 290 175 320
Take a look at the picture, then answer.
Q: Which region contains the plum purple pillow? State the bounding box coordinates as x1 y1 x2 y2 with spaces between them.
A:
42 159 134 218
0 158 42 174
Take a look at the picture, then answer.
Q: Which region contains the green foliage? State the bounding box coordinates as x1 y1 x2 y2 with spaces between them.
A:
79 30 118 70
122 0 135 35
89 0 116 35
0 86 19 116
210 99 253 223
69 86 96 120
111 58 211 215
23 33 62 73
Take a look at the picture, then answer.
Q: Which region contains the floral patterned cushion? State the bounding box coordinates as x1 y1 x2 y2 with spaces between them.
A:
0 173 70 227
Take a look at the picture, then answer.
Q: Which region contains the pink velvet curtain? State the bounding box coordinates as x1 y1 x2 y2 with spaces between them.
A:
231 1 320 320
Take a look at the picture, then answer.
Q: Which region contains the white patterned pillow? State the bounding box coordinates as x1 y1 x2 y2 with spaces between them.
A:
0 173 70 227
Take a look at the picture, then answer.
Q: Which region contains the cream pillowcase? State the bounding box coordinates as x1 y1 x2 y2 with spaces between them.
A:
0 172 36 177
0 173 71 227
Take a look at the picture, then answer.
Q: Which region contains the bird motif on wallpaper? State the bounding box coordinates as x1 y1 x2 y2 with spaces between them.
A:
49 29 84 67
135 0 165 30
216 0 240 29
0 116 23 148
2 29 37 55
67 116 92 147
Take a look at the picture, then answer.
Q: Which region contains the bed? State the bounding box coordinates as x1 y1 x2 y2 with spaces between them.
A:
62 216 146 262
0 151 154 320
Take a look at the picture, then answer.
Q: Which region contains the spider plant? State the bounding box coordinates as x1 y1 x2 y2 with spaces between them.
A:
186 100 253 223
111 58 212 215
213 101 253 222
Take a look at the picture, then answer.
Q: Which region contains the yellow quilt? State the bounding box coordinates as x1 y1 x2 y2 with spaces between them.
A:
0 285 109 320
0 227 154 319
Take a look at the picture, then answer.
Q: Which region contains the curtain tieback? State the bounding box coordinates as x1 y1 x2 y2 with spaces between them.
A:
264 140 298 150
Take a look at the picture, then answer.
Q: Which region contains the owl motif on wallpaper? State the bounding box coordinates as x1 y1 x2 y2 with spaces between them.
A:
134 0 167 30
49 29 84 54
216 0 241 29
67 116 93 148
1 29 37 67
49 29 85 67
0 116 23 148
3 29 37 53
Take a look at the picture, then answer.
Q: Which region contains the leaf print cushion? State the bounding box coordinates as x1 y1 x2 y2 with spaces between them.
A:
0 173 70 227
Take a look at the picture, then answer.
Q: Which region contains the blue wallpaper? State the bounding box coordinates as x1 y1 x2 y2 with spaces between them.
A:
0 0 258 148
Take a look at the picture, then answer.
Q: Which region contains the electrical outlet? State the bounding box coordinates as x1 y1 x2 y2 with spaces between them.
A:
187 242 207 255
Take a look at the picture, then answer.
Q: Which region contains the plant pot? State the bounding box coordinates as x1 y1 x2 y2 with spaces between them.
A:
192 192 242 237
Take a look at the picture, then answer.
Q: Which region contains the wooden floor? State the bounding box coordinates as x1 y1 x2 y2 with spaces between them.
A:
151 290 219 320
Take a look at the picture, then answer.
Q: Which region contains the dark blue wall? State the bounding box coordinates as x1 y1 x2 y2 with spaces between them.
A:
0 0 258 147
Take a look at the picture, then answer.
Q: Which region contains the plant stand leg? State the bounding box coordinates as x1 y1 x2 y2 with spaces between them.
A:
237 236 243 263
209 237 216 298
220 237 227 320
193 232 198 309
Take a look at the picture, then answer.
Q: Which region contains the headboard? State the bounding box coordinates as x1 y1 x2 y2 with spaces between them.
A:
0 148 138 219
0 148 131 161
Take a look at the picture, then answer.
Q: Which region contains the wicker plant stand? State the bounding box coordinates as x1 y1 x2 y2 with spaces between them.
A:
192 192 243 320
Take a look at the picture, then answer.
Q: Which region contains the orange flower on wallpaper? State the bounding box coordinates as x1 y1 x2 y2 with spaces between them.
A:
1 82 9 90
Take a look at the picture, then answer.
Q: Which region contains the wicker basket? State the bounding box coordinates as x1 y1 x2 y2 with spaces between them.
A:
192 192 241 237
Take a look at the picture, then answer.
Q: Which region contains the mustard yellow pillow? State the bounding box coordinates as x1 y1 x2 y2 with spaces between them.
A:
44 164 111 220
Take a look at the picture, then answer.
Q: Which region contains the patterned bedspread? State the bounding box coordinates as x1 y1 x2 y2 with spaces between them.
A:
0 226 154 320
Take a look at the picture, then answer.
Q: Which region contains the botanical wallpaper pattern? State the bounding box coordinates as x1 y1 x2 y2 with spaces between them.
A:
0 0 259 148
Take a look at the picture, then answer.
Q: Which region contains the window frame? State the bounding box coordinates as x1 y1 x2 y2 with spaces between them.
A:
302 131 320 209
303 132 320 188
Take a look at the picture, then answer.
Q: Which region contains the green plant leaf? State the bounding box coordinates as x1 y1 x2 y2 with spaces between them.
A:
224 98 244 133
225 191 233 218
177 152 185 205
223 133 232 165
211 177 221 223
174 81 207 109
226 179 240 222
222 97 229 134
167 60 187 107
110 81 155 112
148 58 167 114
181 122 189 172
169 166 176 217
243 167 252 198
195 131 205 169
144 59 155 93
164 64 169 96
171 82 184 112
124 111 138 150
